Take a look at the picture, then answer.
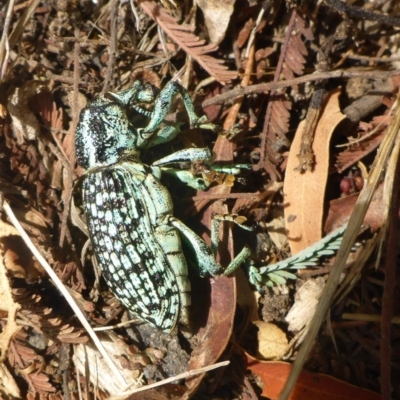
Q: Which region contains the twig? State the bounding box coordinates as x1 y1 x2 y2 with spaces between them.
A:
347 54 400 63
341 313 400 324
102 0 118 95
110 360 230 398
59 28 81 248
0 0 14 80
7 0 42 53
202 69 400 107
325 0 400 27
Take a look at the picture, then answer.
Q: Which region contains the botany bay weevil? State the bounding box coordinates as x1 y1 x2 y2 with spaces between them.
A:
75 80 252 332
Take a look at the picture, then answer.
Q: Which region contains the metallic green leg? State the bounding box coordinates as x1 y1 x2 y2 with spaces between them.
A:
210 214 253 274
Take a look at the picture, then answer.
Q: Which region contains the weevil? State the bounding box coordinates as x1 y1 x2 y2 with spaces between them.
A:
75 80 251 332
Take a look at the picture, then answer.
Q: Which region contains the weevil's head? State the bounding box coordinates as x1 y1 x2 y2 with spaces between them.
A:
75 81 152 170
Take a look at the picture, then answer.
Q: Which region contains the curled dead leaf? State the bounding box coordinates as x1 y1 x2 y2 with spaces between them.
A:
284 89 346 254
253 321 288 360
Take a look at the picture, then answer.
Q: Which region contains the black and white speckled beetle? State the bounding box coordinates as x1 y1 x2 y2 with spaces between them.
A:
75 80 251 332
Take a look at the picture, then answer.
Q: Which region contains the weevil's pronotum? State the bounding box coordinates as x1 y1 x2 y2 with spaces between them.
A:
75 80 251 332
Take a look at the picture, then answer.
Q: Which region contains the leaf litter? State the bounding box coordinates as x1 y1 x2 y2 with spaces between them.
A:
0 0 400 399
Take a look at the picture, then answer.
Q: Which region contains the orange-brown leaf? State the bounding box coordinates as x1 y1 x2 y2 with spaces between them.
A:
284 89 346 254
246 355 381 400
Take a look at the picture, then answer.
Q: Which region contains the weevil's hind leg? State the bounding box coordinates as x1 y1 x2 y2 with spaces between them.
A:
211 214 253 274
223 246 252 275
169 217 222 277
170 215 253 277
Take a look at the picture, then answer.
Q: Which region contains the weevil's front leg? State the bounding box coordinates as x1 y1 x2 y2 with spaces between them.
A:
107 80 148 106
139 81 221 147
160 81 221 132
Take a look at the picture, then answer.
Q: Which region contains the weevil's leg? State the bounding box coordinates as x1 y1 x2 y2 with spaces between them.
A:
144 125 184 148
211 214 254 255
153 148 213 166
138 81 190 135
139 81 221 135
152 148 214 189
218 123 242 141
108 80 158 110
210 164 252 174
161 168 210 190
168 82 221 132
247 262 265 293
210 214 253 273
170 215 253 277
169 217 222 277
223 246 252 276
150 164 208 190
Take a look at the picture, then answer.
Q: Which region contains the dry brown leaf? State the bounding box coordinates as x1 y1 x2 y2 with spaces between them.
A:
195 0 235 45
285 277 325 332
324 183 384 233
253 321 288 360
237 19 255 48
284 89 346 254
264 205 287 249
7 335 57 394
246 355 382 400
184 275 236 395
1 233 45 282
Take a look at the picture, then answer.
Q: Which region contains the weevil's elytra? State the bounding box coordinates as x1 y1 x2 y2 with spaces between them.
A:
82 163 190 331
75 80 251 332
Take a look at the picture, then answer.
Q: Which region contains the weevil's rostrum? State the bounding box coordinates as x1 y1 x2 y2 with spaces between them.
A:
75 80 250 332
